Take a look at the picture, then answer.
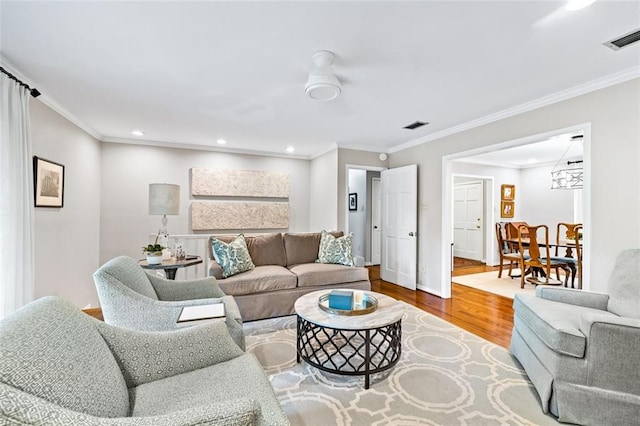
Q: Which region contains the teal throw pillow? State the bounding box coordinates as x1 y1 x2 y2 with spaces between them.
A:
317 230 354 266
211 234 255 278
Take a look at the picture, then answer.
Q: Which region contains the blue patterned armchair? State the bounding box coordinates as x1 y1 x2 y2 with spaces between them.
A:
0 296 288 425
93 256 244 350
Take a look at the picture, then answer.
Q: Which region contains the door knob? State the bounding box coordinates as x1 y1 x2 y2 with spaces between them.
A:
409 232 415 236
373 226 378 229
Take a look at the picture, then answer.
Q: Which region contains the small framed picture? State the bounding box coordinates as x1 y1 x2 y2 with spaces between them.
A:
501 184 515 201
33 156 65 208
501 201 514 218
349 193 358 211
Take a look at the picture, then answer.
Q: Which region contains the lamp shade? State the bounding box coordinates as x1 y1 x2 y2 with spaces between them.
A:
148 183 180 215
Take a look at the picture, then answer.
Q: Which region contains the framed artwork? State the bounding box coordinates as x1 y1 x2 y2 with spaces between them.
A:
33 156 65 208
501 201 514 218
348 193 358 211
501 184 515 201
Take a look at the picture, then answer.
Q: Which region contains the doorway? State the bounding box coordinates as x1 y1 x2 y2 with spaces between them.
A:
441 124 591 298
453 179 485 263
345 165 385 266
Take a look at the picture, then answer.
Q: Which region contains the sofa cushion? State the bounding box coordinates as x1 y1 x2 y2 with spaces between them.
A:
131 353 289 425
211 234 256 278
606 249 640 319
513 294 618 358
217 265 297 296
0 297 130 418
317 230 354 266
246 233 287 267
288 263 369 288
283 231 343 266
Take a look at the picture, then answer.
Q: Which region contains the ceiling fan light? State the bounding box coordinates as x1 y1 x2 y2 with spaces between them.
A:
305 50 342 101
305 75 342 101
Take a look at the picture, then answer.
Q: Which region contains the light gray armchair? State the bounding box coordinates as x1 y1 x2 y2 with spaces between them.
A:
93 255 244 350
0 296 289 425
511 249 640 425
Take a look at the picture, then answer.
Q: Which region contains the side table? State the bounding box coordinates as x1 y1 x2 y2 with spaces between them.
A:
139 256 203 280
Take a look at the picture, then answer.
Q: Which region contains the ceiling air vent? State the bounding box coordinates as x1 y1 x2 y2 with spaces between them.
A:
604 28 640 51
403 121 428 130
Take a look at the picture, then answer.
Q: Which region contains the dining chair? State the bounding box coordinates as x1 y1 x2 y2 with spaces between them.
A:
554 223 582 288
573 224 583 289
517 224 571 288
495 222 523 278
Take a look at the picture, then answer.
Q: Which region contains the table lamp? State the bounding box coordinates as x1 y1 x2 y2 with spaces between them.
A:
148 183 180 251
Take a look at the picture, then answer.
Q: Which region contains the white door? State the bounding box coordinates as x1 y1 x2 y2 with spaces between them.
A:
381 164 417 289
371 178 381 265
453 181 484 261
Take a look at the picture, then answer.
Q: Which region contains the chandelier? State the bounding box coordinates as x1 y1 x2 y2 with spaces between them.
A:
551 135 584 190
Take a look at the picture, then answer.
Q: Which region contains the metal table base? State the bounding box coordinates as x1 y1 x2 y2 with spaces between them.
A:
296 315 401 389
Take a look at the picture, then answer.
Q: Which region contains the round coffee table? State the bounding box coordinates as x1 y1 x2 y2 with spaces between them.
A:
294 289 404 389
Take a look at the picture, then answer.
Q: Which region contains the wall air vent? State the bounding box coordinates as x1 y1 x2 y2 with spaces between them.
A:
403 121 428 130
604 28 640 51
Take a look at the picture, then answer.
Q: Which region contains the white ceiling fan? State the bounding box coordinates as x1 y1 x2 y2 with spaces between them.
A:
305 50 342 101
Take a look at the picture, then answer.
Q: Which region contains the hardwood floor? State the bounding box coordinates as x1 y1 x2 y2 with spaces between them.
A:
84 264 514 348
371 264 515 348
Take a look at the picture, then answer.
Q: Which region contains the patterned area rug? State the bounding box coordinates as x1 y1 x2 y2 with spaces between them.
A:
244 303 558 425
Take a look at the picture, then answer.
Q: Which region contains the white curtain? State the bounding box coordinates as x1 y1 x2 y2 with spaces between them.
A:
0 74 35 319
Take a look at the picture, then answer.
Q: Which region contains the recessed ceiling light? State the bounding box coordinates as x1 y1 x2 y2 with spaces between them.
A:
566 0 596 11
286 146 295 153
131 130 145 136
217 139 227 145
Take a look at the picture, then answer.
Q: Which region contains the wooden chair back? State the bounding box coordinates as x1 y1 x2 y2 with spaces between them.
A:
574 224 583 288
518 224 551 270
495 222 510 256
555 223 581 257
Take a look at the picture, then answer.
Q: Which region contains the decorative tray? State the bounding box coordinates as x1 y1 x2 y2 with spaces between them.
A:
318 293 378 316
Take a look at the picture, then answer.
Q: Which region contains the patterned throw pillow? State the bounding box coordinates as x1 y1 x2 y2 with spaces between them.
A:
317 230 354 266
211 234 255 278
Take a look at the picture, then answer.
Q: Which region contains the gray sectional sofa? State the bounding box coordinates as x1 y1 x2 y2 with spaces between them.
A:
208 232 371 321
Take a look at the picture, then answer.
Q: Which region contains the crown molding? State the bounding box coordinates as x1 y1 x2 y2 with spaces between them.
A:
0 56 103 141
37 96 103 140
336 142 389 155
389 67 640 154
309 142 339 160
102 136 310 160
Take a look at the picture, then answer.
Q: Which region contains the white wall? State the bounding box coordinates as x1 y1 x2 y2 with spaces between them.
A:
30 100 102 308
100 142 311 265
390 78 640 295
348 168 367 258
309 149 338 231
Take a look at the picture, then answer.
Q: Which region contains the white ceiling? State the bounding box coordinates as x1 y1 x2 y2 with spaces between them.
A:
1 1 639 158
456 132 585 169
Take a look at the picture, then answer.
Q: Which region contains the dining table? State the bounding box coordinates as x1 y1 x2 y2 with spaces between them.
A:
505 238 582 287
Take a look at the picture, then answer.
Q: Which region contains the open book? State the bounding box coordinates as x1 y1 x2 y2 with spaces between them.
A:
177 303 225 325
